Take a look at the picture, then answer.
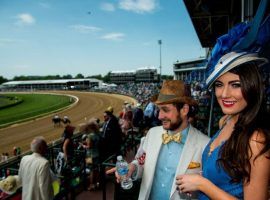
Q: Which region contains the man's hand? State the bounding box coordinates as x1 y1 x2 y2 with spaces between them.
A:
106 163 136 183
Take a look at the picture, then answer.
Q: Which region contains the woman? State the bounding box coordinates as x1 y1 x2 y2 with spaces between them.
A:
81 118 101 191
62 124 75 162
176 52 270 199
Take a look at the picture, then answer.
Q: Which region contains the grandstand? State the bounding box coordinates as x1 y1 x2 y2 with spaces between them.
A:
0 78 102 91
109 67 159 84
173 57 207 83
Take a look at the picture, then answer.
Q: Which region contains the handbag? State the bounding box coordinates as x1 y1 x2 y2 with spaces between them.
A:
85 150 93 165
85 157 93 164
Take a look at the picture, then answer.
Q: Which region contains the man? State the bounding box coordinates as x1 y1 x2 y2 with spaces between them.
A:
100 107 122 162
110 80 210 200
143 94 161 128
18 136 54 200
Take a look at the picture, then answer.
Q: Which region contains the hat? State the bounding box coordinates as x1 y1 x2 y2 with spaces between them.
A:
81 134 88 141
155 80 197 106
0 175 21 194
206 51 268 88
136 103 142 108
105 106 113 113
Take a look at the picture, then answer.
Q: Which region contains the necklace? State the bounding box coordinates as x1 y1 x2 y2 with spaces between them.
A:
208 115 233 156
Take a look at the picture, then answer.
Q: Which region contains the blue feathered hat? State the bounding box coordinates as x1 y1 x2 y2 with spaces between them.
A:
205 0 270 88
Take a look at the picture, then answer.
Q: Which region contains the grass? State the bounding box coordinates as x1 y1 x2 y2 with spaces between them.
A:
0 95 23 109
0 93 73 126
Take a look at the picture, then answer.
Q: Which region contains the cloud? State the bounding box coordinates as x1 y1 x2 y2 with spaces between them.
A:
70 25 102 33
15 13 36 26
101 33 125 41
119 0 157 13
100 2 115 11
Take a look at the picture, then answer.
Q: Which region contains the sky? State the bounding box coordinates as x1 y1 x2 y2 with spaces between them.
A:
0 0 205 80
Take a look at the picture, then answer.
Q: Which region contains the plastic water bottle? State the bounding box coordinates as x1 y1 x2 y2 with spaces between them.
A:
116 155 133 190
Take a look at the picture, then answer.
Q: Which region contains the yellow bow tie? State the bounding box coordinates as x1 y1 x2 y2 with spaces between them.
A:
162 132 182 144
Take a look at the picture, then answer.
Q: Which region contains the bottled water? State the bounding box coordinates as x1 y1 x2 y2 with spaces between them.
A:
116 155 133 190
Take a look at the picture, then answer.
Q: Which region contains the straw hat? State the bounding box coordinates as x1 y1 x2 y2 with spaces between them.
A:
155 80 197 106
206 51 268 88
105 106 113 114
0 175 21 194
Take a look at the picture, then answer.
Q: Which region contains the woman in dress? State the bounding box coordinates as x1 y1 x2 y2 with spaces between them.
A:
81 118 102 191
176 51 270 199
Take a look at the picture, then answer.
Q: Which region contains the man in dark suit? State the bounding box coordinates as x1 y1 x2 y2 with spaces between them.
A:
100 107 122 162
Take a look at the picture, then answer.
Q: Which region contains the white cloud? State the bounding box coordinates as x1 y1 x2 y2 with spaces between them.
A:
15 13 36 26
70 25 102 33
119 0 157 13
101 33 125 41
100 2 115 11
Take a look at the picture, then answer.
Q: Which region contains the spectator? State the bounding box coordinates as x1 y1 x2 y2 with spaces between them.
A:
120 104 134 135
0 175 21 195
133 103 144 129
143 94 161 128
18 136 54 200
177 52 270 199
62 124 75 162
82 118 102 191
100 107 122 162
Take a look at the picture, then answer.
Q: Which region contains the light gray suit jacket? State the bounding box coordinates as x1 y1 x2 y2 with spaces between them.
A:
132 125 210 200
18 153 54 200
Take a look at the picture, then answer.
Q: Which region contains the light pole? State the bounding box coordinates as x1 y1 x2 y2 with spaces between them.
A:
158 39 162 82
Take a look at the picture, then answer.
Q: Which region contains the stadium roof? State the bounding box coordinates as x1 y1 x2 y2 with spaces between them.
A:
110 70 136 74
2 78 101 86
183 0 265 48
136 66 157 70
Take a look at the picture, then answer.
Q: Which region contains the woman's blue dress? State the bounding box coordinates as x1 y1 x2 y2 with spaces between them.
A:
199 130 243 200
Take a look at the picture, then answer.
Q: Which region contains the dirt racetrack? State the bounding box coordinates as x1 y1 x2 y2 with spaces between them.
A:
0 91 135 155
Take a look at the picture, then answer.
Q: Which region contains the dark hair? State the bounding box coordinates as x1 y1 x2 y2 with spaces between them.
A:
173 102 197 118
173 102 184 112
218 62 270 183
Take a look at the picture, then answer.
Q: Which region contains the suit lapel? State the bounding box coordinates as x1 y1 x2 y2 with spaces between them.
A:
170 126 197 197
142 126 164 198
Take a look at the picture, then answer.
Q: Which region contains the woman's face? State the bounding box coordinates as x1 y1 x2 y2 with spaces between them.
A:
214 72 247 115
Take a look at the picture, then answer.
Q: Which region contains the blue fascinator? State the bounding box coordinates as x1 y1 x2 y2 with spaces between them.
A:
205 0 270 88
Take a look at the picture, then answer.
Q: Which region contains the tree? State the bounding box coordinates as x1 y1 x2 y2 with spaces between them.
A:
75 73 84 79
62 74 73 79
161 75 173 80
87 74 102 80
103 71 111 83
0 76 8 84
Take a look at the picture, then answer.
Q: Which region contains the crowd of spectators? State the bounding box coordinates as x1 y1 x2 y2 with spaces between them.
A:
92 82 161 107
92 81 213 134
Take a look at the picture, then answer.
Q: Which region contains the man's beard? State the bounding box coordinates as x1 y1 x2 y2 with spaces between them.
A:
162 118 182 131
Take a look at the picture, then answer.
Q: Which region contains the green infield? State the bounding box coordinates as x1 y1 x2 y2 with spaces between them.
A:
0 93 74 126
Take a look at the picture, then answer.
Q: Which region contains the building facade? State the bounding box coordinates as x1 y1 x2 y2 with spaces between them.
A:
173 58 207 83
109 67 159 84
